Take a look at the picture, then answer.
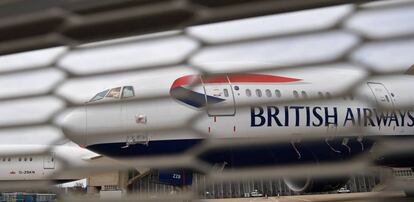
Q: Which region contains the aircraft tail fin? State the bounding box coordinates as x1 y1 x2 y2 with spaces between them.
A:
406 64 414 75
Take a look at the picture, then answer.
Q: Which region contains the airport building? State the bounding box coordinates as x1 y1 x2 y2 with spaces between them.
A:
122 169 394 199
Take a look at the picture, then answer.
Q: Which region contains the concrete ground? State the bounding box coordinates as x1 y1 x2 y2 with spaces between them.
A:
199 192 411 202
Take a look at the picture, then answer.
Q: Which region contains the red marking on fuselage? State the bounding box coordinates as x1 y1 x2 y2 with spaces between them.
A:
170 74 302 90
233 126 236 133
208 127 211 133
170 75 201 89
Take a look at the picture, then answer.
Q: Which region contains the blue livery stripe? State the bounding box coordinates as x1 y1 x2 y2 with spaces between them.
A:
170 86 224 108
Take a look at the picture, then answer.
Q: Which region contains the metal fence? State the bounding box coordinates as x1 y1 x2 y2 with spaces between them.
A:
0 0 413 201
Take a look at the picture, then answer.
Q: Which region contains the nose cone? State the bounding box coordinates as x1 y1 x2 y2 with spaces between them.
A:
59 107 87 146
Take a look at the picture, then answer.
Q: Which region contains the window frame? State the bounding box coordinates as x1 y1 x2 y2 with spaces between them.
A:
265 89 272 97
275 89 281 98
318 92 324 98
121 86 135 99
255 89 262 97
246 89 252 97
293 90 299 98
89 89 109 102
106 87 122 99
326 92 332 99
301 91 308 99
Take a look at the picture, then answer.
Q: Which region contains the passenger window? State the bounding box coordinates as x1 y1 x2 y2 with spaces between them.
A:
2 158 4 162
223 89 229 97
246 89 252 97
293 90 299 98
301 91 307 99
7 158 10 162
18 158 21 162
326 92 332 99
122 86 135 98
318 92 324 98
275 90 281 98
265 89 271 97
24 157 27 161
256 89 262 97
90 89 109 102
30 157 33 161
106 87 122 99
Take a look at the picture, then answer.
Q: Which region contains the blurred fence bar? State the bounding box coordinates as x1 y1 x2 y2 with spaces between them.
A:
0 0 377 55
0 0 413 201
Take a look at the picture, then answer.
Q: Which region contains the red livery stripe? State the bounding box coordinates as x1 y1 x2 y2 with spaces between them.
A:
171 75 201 89
228 74 301 83
171 74 301 90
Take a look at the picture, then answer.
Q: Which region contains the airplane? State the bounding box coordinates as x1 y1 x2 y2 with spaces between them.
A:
0 143 102 182
59 65 414 193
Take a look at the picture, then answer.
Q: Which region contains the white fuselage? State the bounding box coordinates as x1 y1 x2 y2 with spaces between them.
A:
0 145 99 181
60 67 414 161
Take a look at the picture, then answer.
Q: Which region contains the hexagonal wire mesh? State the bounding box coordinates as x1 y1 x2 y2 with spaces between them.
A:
0 0 413 201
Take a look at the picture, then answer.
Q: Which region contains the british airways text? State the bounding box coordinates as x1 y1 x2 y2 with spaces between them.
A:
251 106 414 127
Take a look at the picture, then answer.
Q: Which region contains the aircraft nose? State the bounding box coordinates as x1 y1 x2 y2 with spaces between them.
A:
60 107 87 145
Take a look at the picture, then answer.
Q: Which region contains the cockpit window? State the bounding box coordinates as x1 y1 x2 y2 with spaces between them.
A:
90 89 109 102
122 86 134 98
106 87 122 98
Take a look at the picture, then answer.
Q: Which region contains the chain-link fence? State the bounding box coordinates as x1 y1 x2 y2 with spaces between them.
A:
0 0 413 201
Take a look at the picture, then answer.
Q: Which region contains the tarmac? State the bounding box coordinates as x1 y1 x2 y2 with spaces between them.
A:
199 192 411 202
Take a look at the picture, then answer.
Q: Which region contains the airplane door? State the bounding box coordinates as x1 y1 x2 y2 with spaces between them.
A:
43 153 55 169
367 82 394 110
201 75 236 116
